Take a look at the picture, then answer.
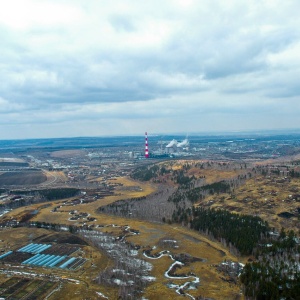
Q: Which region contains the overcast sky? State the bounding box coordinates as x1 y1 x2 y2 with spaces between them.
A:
0 0 300 139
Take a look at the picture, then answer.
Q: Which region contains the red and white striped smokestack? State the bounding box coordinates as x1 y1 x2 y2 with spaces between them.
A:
145 132 149 158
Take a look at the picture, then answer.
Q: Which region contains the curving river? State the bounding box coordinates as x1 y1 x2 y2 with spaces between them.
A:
143 250 200 300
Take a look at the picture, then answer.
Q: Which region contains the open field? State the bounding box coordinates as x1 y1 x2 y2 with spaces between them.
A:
0 171 47 186
190 168 243 184
41 170 68 186
0 157 29 167
109 176 156 197
50 150 87 158
0 227 52 251
0 170 67 188
0 277 58 300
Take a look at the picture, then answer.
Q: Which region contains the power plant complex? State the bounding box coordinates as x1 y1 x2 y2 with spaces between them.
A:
165 138 190 153
144 132 190 158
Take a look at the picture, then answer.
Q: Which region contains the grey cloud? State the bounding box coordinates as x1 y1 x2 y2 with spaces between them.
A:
1 0 300 138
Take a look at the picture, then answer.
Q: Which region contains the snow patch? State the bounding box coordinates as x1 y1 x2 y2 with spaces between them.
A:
96 291 109 299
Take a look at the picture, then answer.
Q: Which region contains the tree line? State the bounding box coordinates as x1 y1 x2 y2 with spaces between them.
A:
12 188 80 200
168 180 231 204
172 207 270 256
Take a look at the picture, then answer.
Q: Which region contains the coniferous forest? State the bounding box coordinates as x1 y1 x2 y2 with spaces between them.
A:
240 229 300 299
172 206 300 299
173 207 270 255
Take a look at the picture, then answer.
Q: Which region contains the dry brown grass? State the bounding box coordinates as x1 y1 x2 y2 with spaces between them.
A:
5 158 300 299
0 227 50 251
43 170 68 181
0 165 246 299
201 175 300 231
3 175 155 226
193 168 241 184
255 153 300 165
131 223 241 300
158 160 243 184
50 150 86 158
2 207 244 299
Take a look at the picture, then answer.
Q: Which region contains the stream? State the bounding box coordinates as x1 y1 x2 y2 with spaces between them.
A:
143 250 200 300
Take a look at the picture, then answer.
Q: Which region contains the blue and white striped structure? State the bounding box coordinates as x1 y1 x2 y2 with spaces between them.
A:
22 254 71 269
22 254 40 265
59 257 76 269
0 251 13 260
48 256 66 267
35 244 52 254
18 243 52 254
18 243 84 270
30 255 48 266
36 255 56 266
20 244 37 253
23 254 45 265
17 243 34 252
42 255 61 267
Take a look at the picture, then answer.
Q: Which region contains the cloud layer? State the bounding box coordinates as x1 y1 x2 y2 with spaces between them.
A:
0 0 300 138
